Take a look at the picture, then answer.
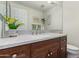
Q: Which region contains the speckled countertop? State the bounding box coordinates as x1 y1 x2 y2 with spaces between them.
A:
0 33 66 50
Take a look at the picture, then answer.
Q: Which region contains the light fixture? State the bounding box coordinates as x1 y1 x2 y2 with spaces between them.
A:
48 1 52 4
47 1 57 4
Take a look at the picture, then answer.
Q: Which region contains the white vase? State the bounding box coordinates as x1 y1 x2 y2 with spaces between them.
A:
7 29 18 37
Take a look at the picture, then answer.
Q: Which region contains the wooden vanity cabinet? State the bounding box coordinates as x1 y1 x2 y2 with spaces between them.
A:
0 44 30 58
31 36 67 58
59 36 67 58
31 38 59 58
0 36 67 58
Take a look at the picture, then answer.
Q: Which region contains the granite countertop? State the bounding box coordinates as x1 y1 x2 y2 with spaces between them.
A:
0 33 66 49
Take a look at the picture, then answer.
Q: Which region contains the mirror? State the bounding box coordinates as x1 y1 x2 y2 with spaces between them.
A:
0 1 63 37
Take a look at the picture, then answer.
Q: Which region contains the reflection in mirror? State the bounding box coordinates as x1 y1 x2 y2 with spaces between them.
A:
2 1 63 37
44 1 63 33
0 1 7 38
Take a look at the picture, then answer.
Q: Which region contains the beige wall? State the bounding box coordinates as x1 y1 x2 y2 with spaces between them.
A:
63 1 79 47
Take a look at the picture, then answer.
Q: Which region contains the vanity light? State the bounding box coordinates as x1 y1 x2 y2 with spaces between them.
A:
48 1 51 3
47 1 57 4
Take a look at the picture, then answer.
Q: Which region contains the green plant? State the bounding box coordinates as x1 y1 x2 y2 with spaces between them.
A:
4 16 24 29
41 18 45 24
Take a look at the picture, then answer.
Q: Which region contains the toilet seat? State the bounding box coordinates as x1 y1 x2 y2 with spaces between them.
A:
67 44 79 51
67 44 79 57
67 49 79 54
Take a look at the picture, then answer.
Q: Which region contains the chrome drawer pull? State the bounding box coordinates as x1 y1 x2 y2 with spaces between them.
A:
48 54 50 56
50 52 53 55
61 48 63 50
12 54 17 58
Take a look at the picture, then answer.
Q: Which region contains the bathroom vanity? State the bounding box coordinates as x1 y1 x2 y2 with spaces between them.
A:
0 33 67 58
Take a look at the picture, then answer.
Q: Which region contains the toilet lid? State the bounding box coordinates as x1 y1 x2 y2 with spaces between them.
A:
67 44 79 51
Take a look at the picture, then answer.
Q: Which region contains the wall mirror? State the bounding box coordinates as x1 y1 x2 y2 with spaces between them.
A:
0 1 63 38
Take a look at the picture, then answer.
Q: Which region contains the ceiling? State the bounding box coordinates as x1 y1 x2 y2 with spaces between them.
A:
15 1 62 11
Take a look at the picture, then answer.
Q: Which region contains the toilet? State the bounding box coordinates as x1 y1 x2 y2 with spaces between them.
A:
67 44 79 58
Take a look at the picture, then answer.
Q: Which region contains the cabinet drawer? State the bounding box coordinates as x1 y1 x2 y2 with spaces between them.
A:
31 38 59 48
0 44 30 58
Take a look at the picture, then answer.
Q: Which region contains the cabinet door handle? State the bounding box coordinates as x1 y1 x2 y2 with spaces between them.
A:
12 54 17 58
47 54 50 56
61 48 63 50
50 52 53 55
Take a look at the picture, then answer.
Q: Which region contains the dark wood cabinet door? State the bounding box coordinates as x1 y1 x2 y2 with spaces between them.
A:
0 49 12 58
59 36 67 58
31 40 51 58
31 39 59 58
0 44 30 58
49 45 59 58
12 44 30 58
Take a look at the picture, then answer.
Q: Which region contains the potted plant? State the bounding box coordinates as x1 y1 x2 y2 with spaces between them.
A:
4 16 24 37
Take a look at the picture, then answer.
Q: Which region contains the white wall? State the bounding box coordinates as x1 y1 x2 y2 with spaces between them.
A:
6 2 43 31
44 4 63 31
0 2 6 37
63 1 79 47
